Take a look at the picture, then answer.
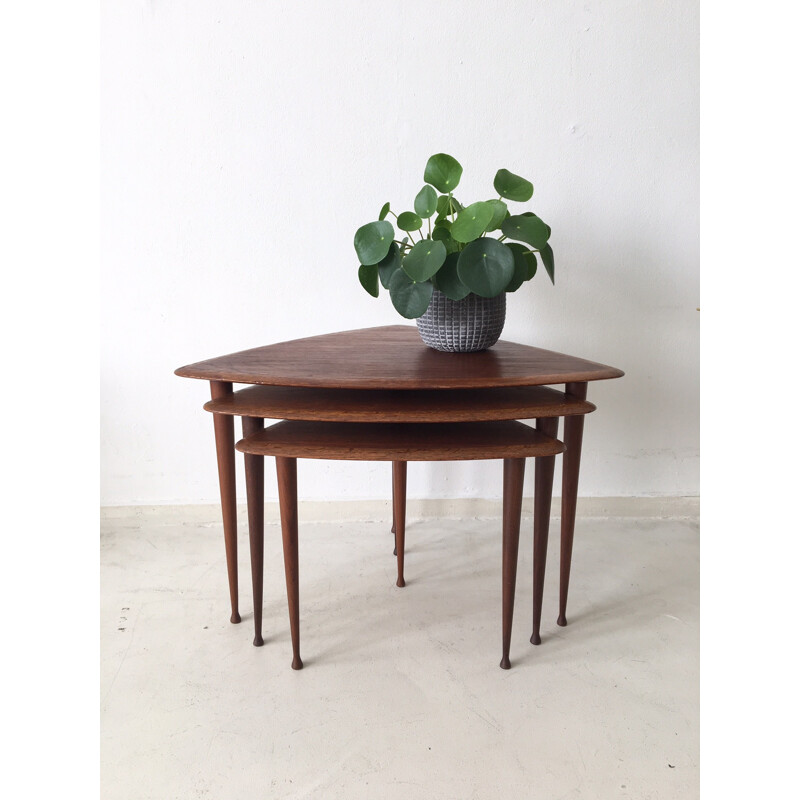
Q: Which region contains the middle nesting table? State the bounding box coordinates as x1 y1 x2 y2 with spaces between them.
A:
207 384 595 670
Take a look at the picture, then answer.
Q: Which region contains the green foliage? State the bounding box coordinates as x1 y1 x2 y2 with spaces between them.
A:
377 243 402 289
423 153 463 193
435 252 470 301
414 185 438 218
358 263 379 297
485 199 509 232
505 243 537 292
396 211 422 232
457 238 515 297
354 154 555 317
402 240 447 282
501 213 550 250
450 201 494 243
431 222 458 254
388 269 434 319
354 220 394 266
494 168 534 202
539 242 555 285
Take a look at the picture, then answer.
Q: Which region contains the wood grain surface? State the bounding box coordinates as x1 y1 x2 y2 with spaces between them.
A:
234 420 566 461
204 384 595 422
176 325 624 389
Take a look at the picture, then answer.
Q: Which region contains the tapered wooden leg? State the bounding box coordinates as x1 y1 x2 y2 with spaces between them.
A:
500 458 526 670
210 381 240 624
559 382 588 627
242 417 265 646
391 462 398 556
276 456 302 670
532 417 558 646
393 461 407 587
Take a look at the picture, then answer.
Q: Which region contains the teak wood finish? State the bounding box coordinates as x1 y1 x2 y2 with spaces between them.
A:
241 416 265 646
392 461 407 587
237 420 564 670
233 420 566 462
276 456 302 671
559 381 589 627
532 417 559 646
176 325 624 389
204 384 595 422
501 458 526 670
175 325 624 659
209 381 240 624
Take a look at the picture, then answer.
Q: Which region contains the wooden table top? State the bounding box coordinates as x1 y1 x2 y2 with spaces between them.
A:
204 384 595 422
235 420 566 461
176 326 624 389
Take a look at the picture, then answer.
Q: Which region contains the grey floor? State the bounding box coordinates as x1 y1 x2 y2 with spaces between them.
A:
101 512 699 799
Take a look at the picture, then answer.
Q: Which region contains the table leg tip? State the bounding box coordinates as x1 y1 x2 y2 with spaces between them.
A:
557 615 568 627
396 577 406 588
499 656 511 670
530 633 541 646
230 612 242 624
291 656 304 670
253 635 264 647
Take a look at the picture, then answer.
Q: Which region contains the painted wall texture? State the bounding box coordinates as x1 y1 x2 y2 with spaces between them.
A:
101 1 698 505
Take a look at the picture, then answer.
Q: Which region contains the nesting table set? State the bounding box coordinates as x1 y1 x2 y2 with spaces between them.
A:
175 325 623 669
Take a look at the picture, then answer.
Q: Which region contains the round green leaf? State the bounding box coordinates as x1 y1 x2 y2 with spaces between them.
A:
388 269 434 319
431 223 458 255
378 202 391 221
485 199 509 232
423 153 463 193
377 242 402 289
435 252 471 300
456 238 515 298
397 211 423 232
414 186 437 219
539 242 555 284
520 212 551 239
436 194 451 217
505 243 537 292
354 220 394 266
494 168 534 202
401 239 447 282
358 263 379 297
501 214 550 249
451 201 494 243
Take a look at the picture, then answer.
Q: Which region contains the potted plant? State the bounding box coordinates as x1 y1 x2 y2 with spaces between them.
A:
354 153 555 352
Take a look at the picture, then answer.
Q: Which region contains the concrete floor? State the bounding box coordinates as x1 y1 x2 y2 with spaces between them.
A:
101 512 698 799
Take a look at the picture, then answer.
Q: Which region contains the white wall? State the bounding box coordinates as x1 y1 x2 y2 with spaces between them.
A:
101 0 698 506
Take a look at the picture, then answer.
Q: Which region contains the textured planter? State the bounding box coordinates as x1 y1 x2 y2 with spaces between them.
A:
416 290 506 352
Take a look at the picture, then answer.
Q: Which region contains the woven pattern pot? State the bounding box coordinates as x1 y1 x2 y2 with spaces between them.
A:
416 290 506 352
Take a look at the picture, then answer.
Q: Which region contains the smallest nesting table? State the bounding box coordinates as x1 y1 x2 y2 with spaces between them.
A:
236 420 565 670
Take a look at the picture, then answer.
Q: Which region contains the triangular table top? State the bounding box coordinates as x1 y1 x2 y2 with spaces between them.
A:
175 325 624 389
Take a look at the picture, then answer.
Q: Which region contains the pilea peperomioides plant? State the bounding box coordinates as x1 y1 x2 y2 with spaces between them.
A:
354 153 554 319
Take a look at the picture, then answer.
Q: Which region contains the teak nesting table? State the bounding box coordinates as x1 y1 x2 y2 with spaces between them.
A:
175 325 624 668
